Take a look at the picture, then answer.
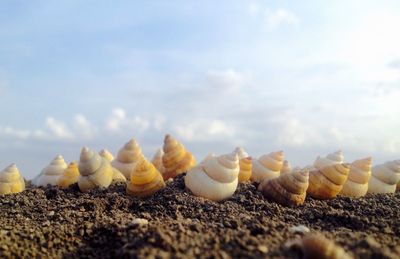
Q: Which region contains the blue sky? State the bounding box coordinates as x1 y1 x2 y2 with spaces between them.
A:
1 1 400 178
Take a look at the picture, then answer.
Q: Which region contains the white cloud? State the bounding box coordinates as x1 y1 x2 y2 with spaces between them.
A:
45 117 74 140
73 114 96 139
0 127 31 140
105 108 150 133
206 69 245 90
265 8 299 30
174 119 235 142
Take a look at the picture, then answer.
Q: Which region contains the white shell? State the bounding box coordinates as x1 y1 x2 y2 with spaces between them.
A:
368 160 400 194
32 155 67 186
111 138 143 179
314 150 343 169
251 151 284 182
233 147 249 159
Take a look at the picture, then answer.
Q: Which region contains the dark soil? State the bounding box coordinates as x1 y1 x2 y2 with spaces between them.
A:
0 174 399 258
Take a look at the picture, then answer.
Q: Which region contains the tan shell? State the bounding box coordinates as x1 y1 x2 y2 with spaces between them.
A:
307 163 350 199
185 152 239 201
162 134 196 180
251 151 284 182
368 160 400 194
259 168 309 206
78 147 113 192
238 157 252 182
151 148 165 175
32 155 67 187
0 164 25 195
57 162 79 189
111 139 144 179
99 149 114 162
314 150 343 169
288 233 352 259
126 158 165 197
340 157 372 197
281 160 292 174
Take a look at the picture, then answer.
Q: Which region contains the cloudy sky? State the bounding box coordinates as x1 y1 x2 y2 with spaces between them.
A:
1 1 400 179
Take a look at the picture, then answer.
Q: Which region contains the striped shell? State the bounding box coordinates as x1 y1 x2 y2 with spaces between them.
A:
340 157 372 197
111 139 144 179
57 162 79 189
0 164 25 195
151 148 165 175
32 155 67 187
368 160 400 194
251 151 284 182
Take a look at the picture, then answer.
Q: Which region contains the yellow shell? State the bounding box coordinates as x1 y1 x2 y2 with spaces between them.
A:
0 164 25 195
238 157 252 182
32 155 68 187
368 160 400 194
151 148 165 175
99 149 114 162
184 152 239 201
289 233 352 259
162 134 196 180
126 158 165 197
259 168 309 206
78 147 113 192
281 160 292 174
307 164 350 199
57 162 79 189
111 139 144 179
314 150 343 169
340 157 372 198
251 151 284 182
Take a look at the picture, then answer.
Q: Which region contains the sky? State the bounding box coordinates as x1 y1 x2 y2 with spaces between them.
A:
1 0 400 179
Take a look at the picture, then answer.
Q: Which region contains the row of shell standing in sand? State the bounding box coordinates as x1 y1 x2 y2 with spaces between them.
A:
1 135 400 205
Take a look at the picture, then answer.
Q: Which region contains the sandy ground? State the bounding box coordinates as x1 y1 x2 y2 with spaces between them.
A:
0 175 399 258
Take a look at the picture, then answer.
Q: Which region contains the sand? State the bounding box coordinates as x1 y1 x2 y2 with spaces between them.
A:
0 175 399 258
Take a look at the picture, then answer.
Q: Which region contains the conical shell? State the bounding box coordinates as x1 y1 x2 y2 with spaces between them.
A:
251 151 284 182
368 160 400 194
111 139 144 179
307 163 350 199
340 157 372 198
281 160 292 174
238 157 252 182
78 147 113 192
57 162 79 189
185 152 239 201
288 233 352 259
126 158 165 197
234 147 249 159
99 149 114 162
0 164 25 195
314 150 343 169
151 148 165 175
259 168 309 206
162 134 196 180
33 155 67 187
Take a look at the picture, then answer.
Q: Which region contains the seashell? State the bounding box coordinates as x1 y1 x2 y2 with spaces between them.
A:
287 233 352 259
234 147 249 159
151 148 165 175
78 147 113 192
99 149 114 162
281 160 292 174
0 164 25 195
162 134 196 180
367 160 400 194
289 225 310 234
184 152 239 201
238 157 252 182
340 157 372 197
251 151 284 182
111 138 144 179
126 158 165 197
259 168 309 206
307 163 350 199
57 162 79 189
32 155 67 187
314 150 343 169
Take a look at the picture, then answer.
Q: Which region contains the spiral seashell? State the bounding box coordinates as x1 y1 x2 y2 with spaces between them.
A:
78 147 113 192
251 151 284 182
234 147 249 159
288 233 352 259
185 152 239 201
0 164 25 195
111 138 144 179
57 162 79 189
340 157 372 197
258 168 309 206
126 158 165 197
99 149 114 162
281 160 292 174
238 157 252 182
151 148 165 175
307 163 350 199
367 160 400 194
32 155 67 187
162 134 196 180
314 150 343 169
